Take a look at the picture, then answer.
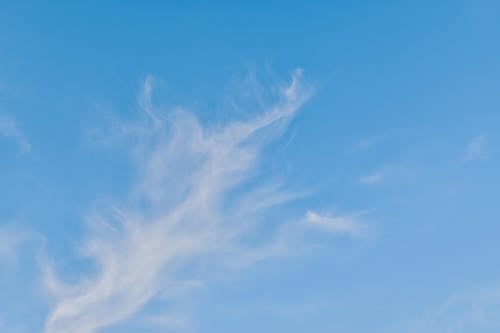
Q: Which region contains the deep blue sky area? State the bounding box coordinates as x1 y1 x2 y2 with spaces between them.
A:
1 1 500 333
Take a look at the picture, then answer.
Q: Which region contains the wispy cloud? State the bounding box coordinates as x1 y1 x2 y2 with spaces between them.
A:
358 171 385 185
350 128 411 154
0 114 31 154
42 70 328 333
138 75 160 126
142 313 191 331
412 285 500 333
352 137 379 153
304 210 366 238
462 134 487 162
357 163 412 187
0 225 31 263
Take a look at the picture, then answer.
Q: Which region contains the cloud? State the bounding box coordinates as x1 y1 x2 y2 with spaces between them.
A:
42 70 321 333
0 114 31 154
352 137 379 152
142 313 190 331
358 171 384 185
304 210 366 238
0 225 31 263
412 285 500 333
463 134 487 162
138 75 160 125
357 163 412 187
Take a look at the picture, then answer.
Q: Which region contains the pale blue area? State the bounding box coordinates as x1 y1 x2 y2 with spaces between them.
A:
1 1 500 332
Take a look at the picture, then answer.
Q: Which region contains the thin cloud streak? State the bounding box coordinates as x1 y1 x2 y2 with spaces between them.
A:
43 70 319 333
0 114 31 154
0 225 31 263
138 75 160 126
411 285 500 333
358 171 384 185
305 210 366 238
463 134 487 162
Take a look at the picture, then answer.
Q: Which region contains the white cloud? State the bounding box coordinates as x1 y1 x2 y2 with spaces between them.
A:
42 70 320 333
358 171 384 185
357 163 412 187
138 75 160 125
463 134 487 162
304 210 366 238
351 130 396 153
352 137 378 152
412 286 500 333
143 313 190 331
0 225 30 262
0 114 31 154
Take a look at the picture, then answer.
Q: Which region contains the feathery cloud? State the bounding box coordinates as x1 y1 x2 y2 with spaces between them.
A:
0 225 31 263
412 286 500 333
304 210 366 238
358 171 385 185
42 70 322 333
463 134 487 162
0 114 31 154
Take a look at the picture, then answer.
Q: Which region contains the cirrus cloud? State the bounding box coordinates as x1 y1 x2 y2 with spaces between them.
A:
42 70 326 333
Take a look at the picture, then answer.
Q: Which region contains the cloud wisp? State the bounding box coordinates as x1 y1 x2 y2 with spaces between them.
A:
0 114 31 154
411 285 500 333
304 210 366 238
0 225 31 263
462 134 487 162
358 171 385 185
41 70 336 333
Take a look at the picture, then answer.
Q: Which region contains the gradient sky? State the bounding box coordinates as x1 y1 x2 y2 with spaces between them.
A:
1 1 500 333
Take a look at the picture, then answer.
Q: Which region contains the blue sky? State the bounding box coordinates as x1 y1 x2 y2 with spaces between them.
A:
1 1 500 332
